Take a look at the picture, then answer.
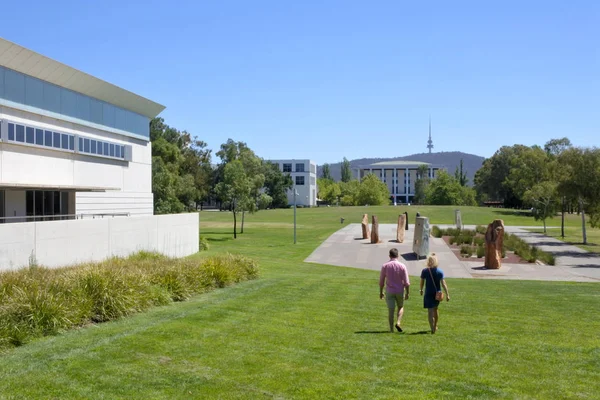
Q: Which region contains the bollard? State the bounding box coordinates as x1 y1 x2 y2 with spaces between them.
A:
340 217 345 224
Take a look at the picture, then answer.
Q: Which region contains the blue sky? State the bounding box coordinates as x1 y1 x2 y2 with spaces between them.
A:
2 0 598 165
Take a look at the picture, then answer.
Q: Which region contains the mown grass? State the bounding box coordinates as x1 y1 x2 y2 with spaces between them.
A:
0 206 599 399
527 226 600 254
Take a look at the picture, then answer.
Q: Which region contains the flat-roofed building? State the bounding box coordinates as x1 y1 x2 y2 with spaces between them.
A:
355 161 443 204
268 159 317 207
0 37 165 222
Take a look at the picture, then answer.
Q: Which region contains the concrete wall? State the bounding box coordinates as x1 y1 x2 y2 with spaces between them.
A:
0 106 152 216
0 213 199 270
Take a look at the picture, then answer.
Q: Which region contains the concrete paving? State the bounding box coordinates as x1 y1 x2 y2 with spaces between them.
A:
304 224 600 282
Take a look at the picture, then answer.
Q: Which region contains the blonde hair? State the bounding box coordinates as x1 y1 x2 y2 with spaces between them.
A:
426 253 439 268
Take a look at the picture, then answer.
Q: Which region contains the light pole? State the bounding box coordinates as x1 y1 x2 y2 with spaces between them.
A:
293 187 298 244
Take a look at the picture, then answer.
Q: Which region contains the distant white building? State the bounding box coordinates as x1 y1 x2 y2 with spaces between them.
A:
268 159 317 207
355 161 444 204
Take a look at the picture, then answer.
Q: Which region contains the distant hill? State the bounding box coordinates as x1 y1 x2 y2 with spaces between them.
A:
318 151 486 186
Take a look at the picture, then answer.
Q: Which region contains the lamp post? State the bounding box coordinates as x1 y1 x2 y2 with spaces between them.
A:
293 187 298 244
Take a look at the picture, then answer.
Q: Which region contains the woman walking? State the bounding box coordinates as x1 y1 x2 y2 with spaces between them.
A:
419 253 450 334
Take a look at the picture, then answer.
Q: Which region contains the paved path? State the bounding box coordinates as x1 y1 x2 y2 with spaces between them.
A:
304 224 600 282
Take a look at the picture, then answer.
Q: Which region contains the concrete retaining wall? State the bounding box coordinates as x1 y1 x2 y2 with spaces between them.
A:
0 213 199 270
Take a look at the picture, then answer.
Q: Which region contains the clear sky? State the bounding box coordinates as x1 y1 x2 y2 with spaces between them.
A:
2 0 598 164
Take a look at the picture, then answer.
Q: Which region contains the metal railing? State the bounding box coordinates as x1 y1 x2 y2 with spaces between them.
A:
0 212 130 223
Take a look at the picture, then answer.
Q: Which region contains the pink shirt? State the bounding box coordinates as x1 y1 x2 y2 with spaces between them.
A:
379 259 410 294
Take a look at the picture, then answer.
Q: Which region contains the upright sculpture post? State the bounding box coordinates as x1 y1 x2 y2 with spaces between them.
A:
371 215 381 244
484 219 504 269
455 209 463 230
413 216 430 259
397 214 406 243
361 214 370 240
404 211 409 231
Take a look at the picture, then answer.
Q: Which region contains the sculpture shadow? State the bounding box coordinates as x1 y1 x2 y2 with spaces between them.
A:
471 266 491 270
354 330 391 334
355 237 367 241
401 252 419 261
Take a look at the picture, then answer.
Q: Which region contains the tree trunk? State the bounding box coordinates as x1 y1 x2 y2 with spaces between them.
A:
561 196 565 238
233 208 237 239
241 210 245 233
543 218 547 234
580 198 587 245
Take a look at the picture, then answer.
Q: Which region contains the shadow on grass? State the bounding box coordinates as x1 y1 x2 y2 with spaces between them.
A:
206 237 234 242
354 331 391 334
406 331 430 335
493 210 534 217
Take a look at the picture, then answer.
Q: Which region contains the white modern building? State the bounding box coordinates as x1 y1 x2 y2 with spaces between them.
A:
0 37 162 222
268 159 317 207
356 161 443 204
0 37 198 269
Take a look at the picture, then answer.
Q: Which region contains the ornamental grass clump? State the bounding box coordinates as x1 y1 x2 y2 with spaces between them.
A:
0 252 258 349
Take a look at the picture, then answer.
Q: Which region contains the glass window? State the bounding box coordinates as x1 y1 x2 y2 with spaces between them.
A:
84 138 90 153
283 163 292 172
76 93 90 121
97 141 103 155
91 140 97 154
121 146 126 159
78 137 83 152
45 130 53 147
26 127 34 144
8 123 14 141
43 84 61 113
4 69 25 104
109 144 115 157
60 89 77 118
90 98 103 124
295 163 305 172
61 134 69 150
25 76 44 108
296 176 305 185
35 129 44 145
16 125 25 142
69 136 75 151
103 103 116 128
53 132 61 148
115 145 121 158
103 142 109 155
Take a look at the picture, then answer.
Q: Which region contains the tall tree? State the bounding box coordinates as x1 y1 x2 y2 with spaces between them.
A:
558 147 600 244
414 164 430 205
357 174 390 206
454 159 468 186
317 178 341 204
341 157 352 183
216 139 265 234
321 163 333 180
523 182 558 233
339 180 361 206
425 170 476 206
214 160 251 239
263 161 293 208
544 137 572 237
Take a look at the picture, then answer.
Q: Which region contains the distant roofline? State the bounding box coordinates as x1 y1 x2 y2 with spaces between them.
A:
359 160 443 168
0 37 165 119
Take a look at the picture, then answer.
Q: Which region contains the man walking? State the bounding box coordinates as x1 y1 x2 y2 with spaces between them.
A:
379 248 410 332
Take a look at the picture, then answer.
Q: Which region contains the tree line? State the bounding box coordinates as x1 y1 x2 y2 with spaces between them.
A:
474 137 600 243
150 118 292 238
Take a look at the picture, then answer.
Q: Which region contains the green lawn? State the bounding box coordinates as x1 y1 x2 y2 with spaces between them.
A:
527 226 600 254
0 206 599 399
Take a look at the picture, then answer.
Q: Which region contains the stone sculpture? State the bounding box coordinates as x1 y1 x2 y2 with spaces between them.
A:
484 219 505 269
361 214 370 240
404 211 409 231
371 215 381 244
455 209 463 230
397 214 406 243
412 216 430 258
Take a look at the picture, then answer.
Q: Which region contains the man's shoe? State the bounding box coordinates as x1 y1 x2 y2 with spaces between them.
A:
395 324 403 333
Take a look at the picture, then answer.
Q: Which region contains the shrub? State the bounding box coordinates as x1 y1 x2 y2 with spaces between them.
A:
200 237 210 251
473 236 485 247
476 245 485 258
431 226 442 238
0 252 259 349
475 225 487 235
460 245 474 257
449 236 457 245
459 235 474 245
444 228 462 237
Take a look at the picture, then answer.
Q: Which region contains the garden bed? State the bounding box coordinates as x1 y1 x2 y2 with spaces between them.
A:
432 225 555 265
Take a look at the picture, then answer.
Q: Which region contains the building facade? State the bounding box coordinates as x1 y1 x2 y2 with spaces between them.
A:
356 161 443 204
0 37 165 222
268 159 317 207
